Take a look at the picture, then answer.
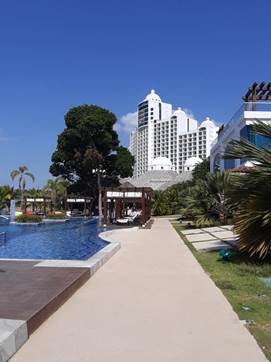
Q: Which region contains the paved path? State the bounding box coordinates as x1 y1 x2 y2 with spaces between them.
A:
11 218 266 362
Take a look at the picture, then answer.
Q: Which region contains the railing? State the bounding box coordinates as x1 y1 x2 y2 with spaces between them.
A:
243 101 271 112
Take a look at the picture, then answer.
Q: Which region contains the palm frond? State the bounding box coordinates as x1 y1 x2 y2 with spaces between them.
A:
25 172 35 182
250 121 271 139
10 170 19 180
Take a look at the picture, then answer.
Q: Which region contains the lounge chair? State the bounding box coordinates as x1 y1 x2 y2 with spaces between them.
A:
116 211 141 225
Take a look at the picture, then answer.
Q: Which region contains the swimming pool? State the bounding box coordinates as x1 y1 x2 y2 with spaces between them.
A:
0 218 108 260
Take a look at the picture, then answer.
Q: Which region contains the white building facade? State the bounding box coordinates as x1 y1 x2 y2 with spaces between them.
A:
129 90 218 177
210 83 271 172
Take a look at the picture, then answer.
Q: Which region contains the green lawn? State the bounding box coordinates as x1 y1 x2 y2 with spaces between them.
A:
173 223 271 361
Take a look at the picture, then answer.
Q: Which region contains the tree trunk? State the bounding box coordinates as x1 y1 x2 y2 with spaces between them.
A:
98 170 103 227
20 189 24 213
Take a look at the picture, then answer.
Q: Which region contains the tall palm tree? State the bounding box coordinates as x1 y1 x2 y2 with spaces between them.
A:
10 166 35 211
224 121 271 259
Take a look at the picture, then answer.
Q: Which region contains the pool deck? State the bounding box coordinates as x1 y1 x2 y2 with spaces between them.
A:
11 218 266 362
0 261 90 335
0 235 121 362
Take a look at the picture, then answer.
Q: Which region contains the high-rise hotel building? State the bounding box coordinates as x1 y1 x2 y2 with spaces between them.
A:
129 90 218 177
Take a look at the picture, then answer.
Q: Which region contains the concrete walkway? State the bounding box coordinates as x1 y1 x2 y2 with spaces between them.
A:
11 218 266 362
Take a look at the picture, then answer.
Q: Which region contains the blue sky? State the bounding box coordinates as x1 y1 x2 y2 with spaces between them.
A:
0 0 270 187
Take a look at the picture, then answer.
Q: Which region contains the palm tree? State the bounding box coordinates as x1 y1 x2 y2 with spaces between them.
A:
10 166 35 211
224 121 271 259
27 188 43 198
43 178 67 210
185 172 233 227
152 191 169 216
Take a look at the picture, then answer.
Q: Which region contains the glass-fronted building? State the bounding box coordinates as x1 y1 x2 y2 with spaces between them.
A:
210 86 271 173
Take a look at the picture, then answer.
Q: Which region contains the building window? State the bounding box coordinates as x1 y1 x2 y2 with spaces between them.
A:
213 154 221 172
159 103 162 120
240 125 271 148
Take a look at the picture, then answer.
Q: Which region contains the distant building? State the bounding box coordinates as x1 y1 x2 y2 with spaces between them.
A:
210 82 271 172
129 90 218 177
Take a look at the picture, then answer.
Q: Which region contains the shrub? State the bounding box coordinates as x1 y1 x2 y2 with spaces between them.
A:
15 214 42 223
46 212 66 219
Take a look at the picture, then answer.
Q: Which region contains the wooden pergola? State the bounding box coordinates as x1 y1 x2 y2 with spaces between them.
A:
243 82 271 110
65 196 93 216
102 186 153 226
25 197 53 216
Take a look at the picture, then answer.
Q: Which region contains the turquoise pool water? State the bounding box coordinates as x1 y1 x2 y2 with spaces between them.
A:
0 218 108 260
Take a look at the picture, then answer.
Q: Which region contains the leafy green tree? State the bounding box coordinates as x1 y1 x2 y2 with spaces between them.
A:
10 166 35 210
50 105 134 196
106 146 134 179
224 121 271 259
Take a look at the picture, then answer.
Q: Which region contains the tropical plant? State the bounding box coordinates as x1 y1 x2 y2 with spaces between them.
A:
15 214 42 223
10 166 35 211
152 191 170 216
0 186 14 212
184 172 233 227
224 121 271 259
43 178 67 209
26 188 43 198
192 157 210 181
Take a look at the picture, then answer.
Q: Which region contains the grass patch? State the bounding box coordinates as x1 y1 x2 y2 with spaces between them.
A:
173 223 271 361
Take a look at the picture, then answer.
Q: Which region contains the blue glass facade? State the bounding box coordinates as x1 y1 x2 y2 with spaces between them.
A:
240 125 271 148
224 158 235 170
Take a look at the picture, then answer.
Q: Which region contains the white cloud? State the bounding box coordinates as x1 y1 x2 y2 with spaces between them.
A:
182 108 195 119
117 111 137 134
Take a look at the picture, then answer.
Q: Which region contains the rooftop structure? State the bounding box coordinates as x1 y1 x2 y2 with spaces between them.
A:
121 169 192 191
184 157 203 172
148 156 175 171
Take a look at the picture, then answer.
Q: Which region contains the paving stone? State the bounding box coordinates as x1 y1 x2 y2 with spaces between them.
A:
181 229 204 235
186 233 217 242
220 225 233 230
223 238 237 247
210 231 235 239
193 240 230 252
201 227 225 232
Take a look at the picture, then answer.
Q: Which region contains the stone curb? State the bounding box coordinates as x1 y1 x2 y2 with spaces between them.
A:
0 319 28 362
